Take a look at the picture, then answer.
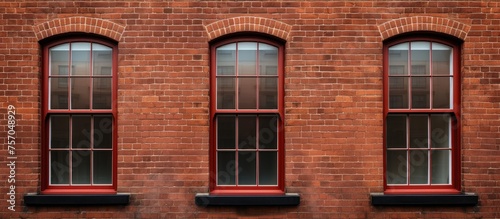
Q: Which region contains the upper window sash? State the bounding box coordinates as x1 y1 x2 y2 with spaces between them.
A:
215 42 279 111
48 42 113 111
387 41 454 110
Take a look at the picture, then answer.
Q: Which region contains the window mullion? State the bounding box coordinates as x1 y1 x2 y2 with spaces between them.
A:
427 114 431 185
255 115 260 186
69 115 73 185
406 114 410 185
90 116 94 185
235 116 239 186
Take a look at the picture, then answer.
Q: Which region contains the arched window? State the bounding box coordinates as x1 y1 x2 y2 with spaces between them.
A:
210 37 285 194
383 35 461 194
42 37 117 194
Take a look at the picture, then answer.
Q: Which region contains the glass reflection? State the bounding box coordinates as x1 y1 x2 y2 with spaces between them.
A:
72 150 91 184
259 151 277 185
259 43 278 76
217 78 235 109
238 42 257 75
386 115 406 148
93 151 112 184
50 115 69 148
387 150 407 184
217 43 236 76
259 78 277 109
238 78 257 109
238 151 256 185
71 43 91 76
238 116 256 149
92 44 112 76
409 150 428 184
217 116 236 149
217 151 235 185
71 78 91 109
50 150 69 184
93 78 112 109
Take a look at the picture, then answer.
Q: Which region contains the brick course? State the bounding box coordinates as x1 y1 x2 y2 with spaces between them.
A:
1 1 499 218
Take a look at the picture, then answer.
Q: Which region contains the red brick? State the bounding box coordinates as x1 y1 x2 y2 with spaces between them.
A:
1 0 499 218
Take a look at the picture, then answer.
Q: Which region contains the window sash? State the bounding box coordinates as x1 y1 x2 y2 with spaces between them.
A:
211 39 284 193
43 39 117 193
384 38 460 193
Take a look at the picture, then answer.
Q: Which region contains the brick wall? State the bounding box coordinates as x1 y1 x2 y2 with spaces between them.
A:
1 1 499 218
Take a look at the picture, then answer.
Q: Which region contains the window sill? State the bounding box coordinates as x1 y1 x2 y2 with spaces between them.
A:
24 193 130 206
370 193 478 206
195 193 300 206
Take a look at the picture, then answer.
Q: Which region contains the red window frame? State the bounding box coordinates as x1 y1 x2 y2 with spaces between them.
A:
383 35 461 194
41 37 118 194
209 37 285 195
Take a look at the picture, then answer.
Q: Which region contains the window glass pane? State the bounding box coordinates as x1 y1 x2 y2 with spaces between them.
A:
432 43 452 76
259 151 277 185
389 43 408 76
94 115 113 149
50 44 70 76
50 150 69 184
259 115 278 149
93 150 112 184
71 42 91 76
431 150 450 184
386 150 407 184
259 78 277 109
217 151 235 185
389 77 408 109
386 115 406 148
238 78 257 109
432 77 451 109
259 43 278 76
409 115 428 148
216 78 235 109
93 78 112 109
238 116 256 149
217 116 236 149
238 151 256 185
50 78 68 109
72 115 91 148
93 44 112 76
410 42 430 75
411 77 430 108
238 42 257 75
71 78 91 109
431 114 451 148
216 43 236 76
409 150 428 184
50 115 69 148
72 150 91 184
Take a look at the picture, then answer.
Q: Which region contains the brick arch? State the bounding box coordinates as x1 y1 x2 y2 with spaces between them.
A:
378 16 470 40
33 17 126 42
204 16 292 41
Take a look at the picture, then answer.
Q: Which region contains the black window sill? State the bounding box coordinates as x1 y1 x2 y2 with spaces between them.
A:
370 193 478 206
195 193 300 206
24 193 130 206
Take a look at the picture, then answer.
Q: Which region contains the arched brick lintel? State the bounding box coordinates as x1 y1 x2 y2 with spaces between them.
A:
378 16 470 41
33 17 126 42
204 16 292 41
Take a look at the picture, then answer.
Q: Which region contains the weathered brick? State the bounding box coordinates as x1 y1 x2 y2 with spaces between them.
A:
0 0 499 218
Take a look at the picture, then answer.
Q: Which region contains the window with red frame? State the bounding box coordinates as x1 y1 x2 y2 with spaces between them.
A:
384 36 461 194
42 38 117 194
210 38 284 194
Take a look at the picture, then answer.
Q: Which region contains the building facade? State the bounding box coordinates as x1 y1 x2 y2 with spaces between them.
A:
1 1 499 218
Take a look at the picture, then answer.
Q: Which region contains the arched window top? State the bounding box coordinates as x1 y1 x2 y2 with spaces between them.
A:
383 35 461 194
204 16 291 41
209 36 285 194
